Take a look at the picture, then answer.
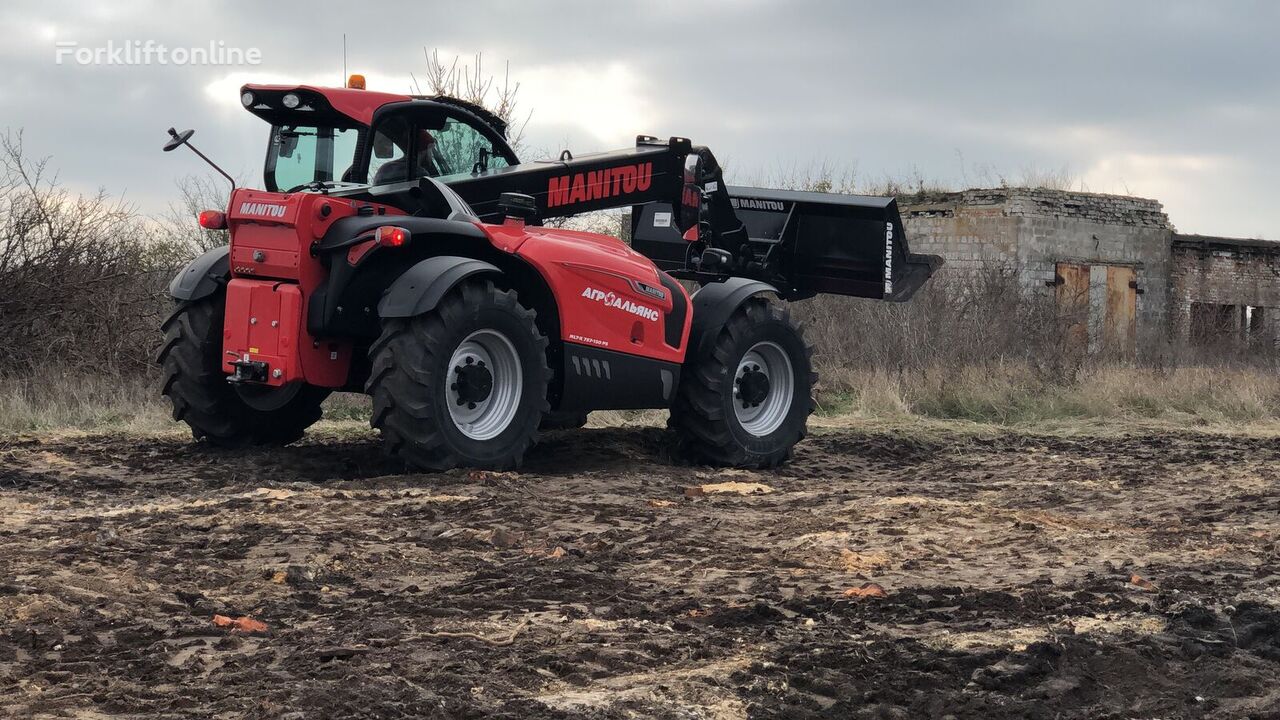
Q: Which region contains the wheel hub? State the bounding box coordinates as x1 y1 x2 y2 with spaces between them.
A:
736 366 771 408
732 342 795 437
444 329 524 441
451 359 493 408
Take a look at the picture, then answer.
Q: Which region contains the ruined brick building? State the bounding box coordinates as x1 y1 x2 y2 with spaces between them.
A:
898 188 1280 355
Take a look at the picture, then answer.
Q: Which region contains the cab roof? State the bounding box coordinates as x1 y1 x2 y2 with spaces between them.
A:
240 84 509 137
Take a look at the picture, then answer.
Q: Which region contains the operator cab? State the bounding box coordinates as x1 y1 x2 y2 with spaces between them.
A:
241 83 519 197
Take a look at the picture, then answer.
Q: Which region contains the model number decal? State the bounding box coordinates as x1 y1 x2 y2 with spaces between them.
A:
581 287 660 322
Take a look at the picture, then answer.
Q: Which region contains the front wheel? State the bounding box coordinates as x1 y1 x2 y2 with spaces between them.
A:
366 279 551 470
669 297 815 467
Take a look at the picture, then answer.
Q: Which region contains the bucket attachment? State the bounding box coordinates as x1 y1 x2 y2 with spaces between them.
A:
631 187 943 301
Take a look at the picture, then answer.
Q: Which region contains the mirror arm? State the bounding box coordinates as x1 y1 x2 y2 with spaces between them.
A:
184 142 237 193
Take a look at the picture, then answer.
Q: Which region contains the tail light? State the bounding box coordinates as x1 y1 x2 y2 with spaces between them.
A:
198 210 227 230
375 225 410 248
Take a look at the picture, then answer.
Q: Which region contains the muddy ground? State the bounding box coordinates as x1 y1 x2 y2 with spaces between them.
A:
1 422 1279 719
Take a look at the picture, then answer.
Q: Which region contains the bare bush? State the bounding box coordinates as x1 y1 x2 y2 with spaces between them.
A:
155 174 230 258
0 132 169 373
413 49 531 154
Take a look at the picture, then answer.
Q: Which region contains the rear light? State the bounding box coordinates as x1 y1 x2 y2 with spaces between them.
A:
375 225 410 247
198 210 227 230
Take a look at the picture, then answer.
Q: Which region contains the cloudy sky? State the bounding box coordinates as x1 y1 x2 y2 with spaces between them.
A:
2 0 1278 238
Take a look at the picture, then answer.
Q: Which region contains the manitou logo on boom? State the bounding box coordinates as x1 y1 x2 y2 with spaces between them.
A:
547 163 653 209
238 202 287 218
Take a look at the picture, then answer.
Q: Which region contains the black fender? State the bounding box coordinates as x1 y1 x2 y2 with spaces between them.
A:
687 278 778 360
378 255 502 318
168 245 230 302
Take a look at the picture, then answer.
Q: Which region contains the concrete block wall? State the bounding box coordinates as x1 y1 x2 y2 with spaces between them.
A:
900 188 1173 339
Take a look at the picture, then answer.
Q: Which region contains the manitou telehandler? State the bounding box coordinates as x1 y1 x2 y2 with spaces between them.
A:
159 77 941 470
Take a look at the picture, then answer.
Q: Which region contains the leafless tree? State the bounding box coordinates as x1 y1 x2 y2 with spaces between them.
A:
0 131 167 372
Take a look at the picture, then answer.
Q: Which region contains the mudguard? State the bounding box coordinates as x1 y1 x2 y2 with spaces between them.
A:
378 256 502 318
687 278 778 361
168 245 230 301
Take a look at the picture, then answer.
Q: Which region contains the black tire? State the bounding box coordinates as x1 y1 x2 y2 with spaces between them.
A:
539 411 589 431
366 279 551 470
670 297 815 467
157 294 329 447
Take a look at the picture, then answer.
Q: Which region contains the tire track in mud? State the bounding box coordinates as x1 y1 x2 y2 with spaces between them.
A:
1 425 1278 718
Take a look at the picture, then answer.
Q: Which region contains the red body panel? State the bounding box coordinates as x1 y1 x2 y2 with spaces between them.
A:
482 220 692 364
221 187 689 388
222 188 404 387
242 84 410 126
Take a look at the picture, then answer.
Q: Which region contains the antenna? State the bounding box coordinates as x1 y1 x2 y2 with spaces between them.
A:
342 34 347 85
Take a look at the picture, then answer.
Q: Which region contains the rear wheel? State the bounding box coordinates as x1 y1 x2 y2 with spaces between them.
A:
669 297 814 467
157 293 329 446
366 279 551 470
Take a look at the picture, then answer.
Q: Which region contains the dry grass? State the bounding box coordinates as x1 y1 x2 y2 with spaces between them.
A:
4 363 1277 437
817 363 1280 426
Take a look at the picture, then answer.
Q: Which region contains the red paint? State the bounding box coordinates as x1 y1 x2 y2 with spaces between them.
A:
479 223 692 364
241 84 411 126
224 188 405 388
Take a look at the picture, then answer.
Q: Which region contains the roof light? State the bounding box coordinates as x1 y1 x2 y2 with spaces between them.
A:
198 210 227 230
282 93 300 109
240 91 254 107
347 74 366 90
375 225 409 248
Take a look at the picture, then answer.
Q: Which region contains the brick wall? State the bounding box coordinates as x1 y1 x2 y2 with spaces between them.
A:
1169 235 1280 345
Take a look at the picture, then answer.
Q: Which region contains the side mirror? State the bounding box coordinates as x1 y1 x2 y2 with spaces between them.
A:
163 128 194 152
373 132 395 159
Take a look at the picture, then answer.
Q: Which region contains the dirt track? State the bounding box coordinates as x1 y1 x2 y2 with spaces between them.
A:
2 423 1279 719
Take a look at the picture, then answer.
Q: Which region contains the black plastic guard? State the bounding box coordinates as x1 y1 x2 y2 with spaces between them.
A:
557 344 681 411
168 245 229 301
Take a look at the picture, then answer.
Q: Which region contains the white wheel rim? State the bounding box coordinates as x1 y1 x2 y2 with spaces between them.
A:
445 329 523 441
733 341 794 437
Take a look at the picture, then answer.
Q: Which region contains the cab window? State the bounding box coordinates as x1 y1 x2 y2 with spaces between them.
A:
428 117 510 179
368 117 409 185
367 112 510 186
267 125 360 192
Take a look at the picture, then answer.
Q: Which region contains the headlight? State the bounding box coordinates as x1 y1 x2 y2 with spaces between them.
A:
282 93 300 109
240 91 254 107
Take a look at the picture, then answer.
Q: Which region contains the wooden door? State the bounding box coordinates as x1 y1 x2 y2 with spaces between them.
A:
1103 266 1137 357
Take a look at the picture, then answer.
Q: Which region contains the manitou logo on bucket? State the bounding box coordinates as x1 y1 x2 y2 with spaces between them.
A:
581 287 660 322
547 163 653 208
238 202 287 219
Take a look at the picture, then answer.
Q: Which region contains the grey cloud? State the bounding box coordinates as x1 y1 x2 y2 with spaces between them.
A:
1 0 1277 236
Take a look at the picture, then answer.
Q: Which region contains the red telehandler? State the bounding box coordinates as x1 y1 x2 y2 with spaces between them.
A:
159 78 941 470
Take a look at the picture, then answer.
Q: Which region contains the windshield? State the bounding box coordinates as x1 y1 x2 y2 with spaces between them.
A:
266 125 362 192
